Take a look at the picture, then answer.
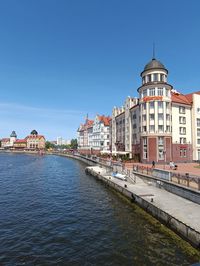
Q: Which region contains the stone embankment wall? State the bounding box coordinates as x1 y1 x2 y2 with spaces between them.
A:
86 167 200 249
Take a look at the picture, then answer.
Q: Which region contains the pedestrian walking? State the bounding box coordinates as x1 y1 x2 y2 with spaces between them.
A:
152 160 155 168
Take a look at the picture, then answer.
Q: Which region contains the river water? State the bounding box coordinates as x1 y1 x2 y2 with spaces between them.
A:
0 153 198 265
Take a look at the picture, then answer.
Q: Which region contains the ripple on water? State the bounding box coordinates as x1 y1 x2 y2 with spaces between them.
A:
0 153 198 265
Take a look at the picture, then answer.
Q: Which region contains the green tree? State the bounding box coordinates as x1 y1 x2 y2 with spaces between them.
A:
45 141 56 150
70 139 78 149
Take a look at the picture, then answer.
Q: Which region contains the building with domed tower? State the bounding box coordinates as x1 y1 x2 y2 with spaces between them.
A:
111 57 200 163
1 131 17 148
25 130 46 150
138 57 173 163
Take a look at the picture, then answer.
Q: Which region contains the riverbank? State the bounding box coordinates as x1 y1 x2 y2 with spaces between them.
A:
2 150 200 253
85 165 200 250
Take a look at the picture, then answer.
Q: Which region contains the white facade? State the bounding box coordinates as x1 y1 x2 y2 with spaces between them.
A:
77 115 110 153
111 57 200 163
92 115 110 152
191 93 200 160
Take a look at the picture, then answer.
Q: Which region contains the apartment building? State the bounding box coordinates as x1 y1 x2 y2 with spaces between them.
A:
111 57 200 163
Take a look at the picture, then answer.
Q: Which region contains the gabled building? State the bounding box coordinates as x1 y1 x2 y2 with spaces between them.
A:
77 115 111 155
92 115 110 153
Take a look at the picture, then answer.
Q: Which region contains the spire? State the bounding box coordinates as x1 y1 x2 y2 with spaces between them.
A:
152 42 155 59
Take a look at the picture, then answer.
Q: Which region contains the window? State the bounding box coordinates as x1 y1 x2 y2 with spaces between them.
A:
158 137 164 145
179 116 186 124
132 113 136 119
166 102 170 110
142 77 145 84
149 88 155 96
147 75 151 82
179 106 186 114
143 137 147 159
150 125 155 132
150 114 154 121
157 87 163 96
179 127 186 135
165 88 170 97
197 139 200 145
143 137 147 145
158 148 164 160
197 107 200 114
143 89 147 97
161 74 165 82
143 102 146 110
142 115 146 121
158 101 163 108
158 125 164 132
197 128 200 137
166 126 170 132
143 126 147 132
166 114 170 121
180 149 187 157
197 118 200 127
180 137 186 144
149 101 154 109
158 113 163 120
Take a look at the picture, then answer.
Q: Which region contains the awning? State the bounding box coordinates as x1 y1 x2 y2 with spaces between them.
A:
100 150 111 154
112 151 130 155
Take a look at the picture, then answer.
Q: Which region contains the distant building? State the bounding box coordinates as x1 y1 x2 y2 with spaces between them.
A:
56 137 70 146
77 115 111 155
13 139 27 149
1 138 11 148
1 131 17 148
57 137 63 146
26 130 46 150
1 130 46 151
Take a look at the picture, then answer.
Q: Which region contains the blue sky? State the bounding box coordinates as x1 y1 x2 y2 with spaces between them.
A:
0 0 200 140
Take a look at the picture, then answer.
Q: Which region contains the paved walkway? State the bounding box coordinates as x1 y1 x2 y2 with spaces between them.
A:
124 162 200 177
91 166 200 233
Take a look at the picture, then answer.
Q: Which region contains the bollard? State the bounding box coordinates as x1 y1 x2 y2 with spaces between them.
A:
185 173 189 187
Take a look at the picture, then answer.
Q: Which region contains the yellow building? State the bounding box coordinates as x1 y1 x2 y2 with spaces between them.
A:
25 130 46 150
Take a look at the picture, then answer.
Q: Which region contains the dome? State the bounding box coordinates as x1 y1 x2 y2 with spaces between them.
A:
10 131 17 138
30 130 38 135
143 58 167 72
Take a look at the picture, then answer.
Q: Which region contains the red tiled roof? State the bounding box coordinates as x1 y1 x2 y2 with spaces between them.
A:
15 139 27 143
86 119 94 128
98 115 111 126
78 119 94 131
171 93 191 105
185 91 200 104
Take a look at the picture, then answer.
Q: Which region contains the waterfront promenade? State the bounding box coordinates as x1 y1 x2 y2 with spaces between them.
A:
125 162 200 177
87 165 200 248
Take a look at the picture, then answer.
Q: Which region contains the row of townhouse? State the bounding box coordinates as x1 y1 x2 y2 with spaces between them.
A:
77 115 111 155
111 57 200 163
